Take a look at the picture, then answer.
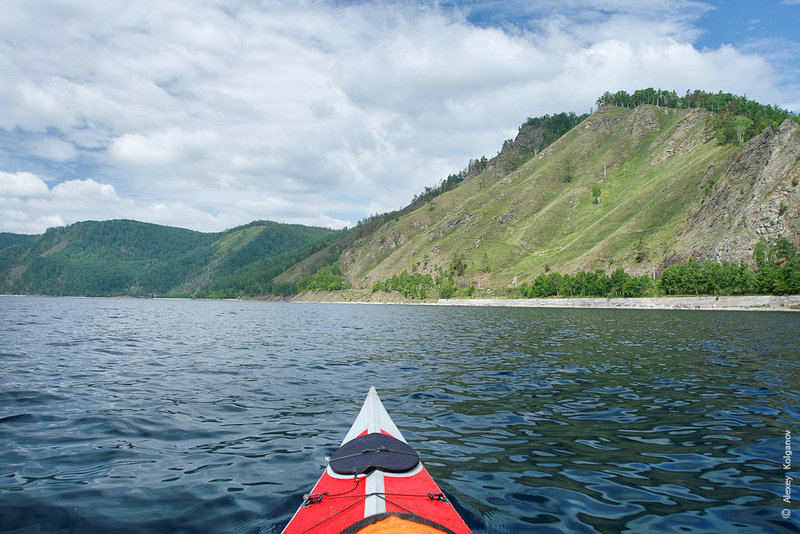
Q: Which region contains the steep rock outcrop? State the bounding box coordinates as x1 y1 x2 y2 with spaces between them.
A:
672 120 800 266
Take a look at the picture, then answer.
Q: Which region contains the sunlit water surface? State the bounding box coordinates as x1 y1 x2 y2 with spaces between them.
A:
1 296 798 533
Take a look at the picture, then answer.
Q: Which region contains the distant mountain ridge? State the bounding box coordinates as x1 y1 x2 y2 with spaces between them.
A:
0 219 340 297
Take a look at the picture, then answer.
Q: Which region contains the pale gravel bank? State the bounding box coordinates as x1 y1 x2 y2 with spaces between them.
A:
291 290 800 311
436 295 800 312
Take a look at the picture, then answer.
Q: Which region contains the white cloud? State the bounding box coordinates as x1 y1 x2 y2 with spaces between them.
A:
0 171 50 197
3 176 125 232
109 129 220 168
0 0 796 234
0 172 251 233
50 179 119 203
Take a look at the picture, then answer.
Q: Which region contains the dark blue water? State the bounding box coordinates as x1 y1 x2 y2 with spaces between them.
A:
1 296 798 533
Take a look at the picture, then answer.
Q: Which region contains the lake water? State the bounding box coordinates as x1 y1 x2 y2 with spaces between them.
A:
1 296 798 533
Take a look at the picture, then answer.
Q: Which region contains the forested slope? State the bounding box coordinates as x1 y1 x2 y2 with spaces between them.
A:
0 220 340 297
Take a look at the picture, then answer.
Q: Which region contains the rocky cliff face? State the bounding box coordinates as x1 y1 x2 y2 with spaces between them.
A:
670 120 800 267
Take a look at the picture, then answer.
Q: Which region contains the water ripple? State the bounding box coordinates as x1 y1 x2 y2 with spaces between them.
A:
1 298 798 533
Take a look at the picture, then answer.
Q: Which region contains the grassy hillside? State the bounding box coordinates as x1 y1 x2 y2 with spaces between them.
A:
272 112 591 287
0 219 340 297
331 104 799 293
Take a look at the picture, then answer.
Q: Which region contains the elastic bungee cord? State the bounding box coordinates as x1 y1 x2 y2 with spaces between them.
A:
298 472 448 533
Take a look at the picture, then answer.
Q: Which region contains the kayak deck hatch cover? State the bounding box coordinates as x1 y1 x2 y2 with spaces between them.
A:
282 387 472 534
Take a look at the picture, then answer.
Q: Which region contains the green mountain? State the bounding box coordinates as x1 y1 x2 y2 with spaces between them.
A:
293 99 799 295
0 233 32 251
0 219 340 297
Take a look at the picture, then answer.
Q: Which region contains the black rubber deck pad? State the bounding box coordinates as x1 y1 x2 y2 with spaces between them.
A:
330 433 420 475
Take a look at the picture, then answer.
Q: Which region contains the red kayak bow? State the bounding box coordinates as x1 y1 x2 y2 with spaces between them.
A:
282 387 472 534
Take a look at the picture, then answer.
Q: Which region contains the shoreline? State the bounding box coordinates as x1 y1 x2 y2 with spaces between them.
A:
4 293 799 311
435 295 800 312
292 291 800 312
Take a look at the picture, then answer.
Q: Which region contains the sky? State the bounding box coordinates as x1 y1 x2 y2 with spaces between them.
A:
1 0 799 235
